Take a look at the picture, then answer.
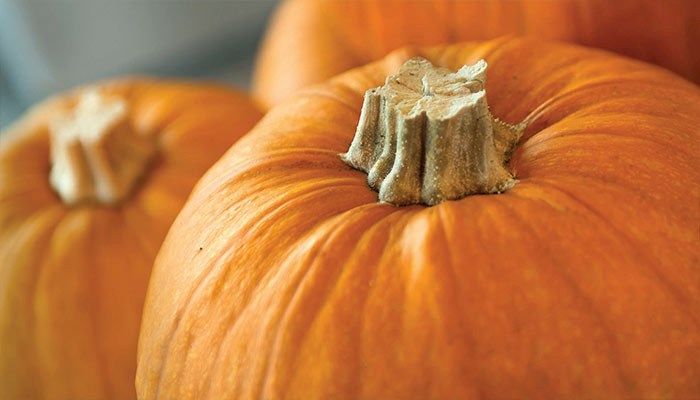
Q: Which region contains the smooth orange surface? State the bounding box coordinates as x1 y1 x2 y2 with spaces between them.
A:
0 80 262 400
254 0 700 106
139 38 700 399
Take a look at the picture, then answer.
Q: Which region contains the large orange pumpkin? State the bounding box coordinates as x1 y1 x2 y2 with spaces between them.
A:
0 79 262 399
254 0 700 106
138 38 700 399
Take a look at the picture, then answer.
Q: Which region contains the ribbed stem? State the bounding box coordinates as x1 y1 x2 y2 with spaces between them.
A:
49 89 156 205
341 58 525 206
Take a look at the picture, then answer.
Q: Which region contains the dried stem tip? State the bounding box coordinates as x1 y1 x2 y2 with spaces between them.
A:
50 89 156 205
341 58 524 206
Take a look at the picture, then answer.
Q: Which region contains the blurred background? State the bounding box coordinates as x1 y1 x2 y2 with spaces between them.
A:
0 0 278 128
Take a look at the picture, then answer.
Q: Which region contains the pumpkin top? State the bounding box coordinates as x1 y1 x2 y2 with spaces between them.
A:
341 57 523 206
49 89 156 205
1 79 263 214
376 58 488 118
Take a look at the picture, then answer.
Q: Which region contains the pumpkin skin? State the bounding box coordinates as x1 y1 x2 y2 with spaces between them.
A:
253 0 700 106
0 79 262 400
138 38 700 399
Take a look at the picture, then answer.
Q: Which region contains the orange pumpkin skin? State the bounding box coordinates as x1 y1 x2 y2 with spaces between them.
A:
0 80 262 400
253 0 700 107
138 38 700 399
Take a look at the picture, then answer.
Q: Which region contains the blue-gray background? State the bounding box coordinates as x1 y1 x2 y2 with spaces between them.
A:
0 0 279 128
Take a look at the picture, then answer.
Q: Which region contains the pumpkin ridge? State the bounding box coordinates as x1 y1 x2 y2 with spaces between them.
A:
200 206 368 397
150 182 394 398
229 207 403 399
145 208 265 399
493 193 635 395
294 85 363 114
119 205 161 267
522 129 693 163
148 238 240 399
355 208 417 396
520 78 700 143
534 180 699 326
254 206 393 399
354 208 419 398
2 207 65 400
85 213 114 398
432 204 483 398
34 211 106 398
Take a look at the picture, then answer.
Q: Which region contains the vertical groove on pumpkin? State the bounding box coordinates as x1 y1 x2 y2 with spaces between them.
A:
341 57 525 206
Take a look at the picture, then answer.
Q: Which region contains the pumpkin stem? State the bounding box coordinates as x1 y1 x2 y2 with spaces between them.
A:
341 57 525 206
49 89 156 205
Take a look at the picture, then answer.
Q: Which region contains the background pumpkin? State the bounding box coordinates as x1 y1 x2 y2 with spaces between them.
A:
0 79 262 400
138 37 700 399
253 0 700 107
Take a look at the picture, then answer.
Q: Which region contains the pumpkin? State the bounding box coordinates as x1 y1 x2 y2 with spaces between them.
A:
137 37 700 399
0 79 262 400
253 0 700 106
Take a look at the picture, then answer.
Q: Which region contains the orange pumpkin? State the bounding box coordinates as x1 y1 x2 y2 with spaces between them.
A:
138 38 700 399
254 0 700 106
0 79 262 399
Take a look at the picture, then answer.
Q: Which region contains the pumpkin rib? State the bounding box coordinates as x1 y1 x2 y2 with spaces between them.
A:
146 231 253 400
253 206 392 399
319 208 391 397
1 206 65 400
534 179 700 323
34 211 101 397
517 137 694 200
235 147 343 163
119 206 162 270
214 209 410 399
155 101 260 164
540 181 700 322
426 195 628 396
521 169 692 216
522 78 699 141
503 202 622 394
188 167 367 223
343 208 423 399
109 213 163 396
290 86 362 114
519 172 698 274
530 194 693 394
346 208 419 398
0 181 54 213
493 195 635 395
84 213 112 398
148 180 392 398
432 205 484 398
148 242 239 400
522 129 694 167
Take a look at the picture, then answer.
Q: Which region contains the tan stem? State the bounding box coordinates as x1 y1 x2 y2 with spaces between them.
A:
341 58 525 206
49 89 156 205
